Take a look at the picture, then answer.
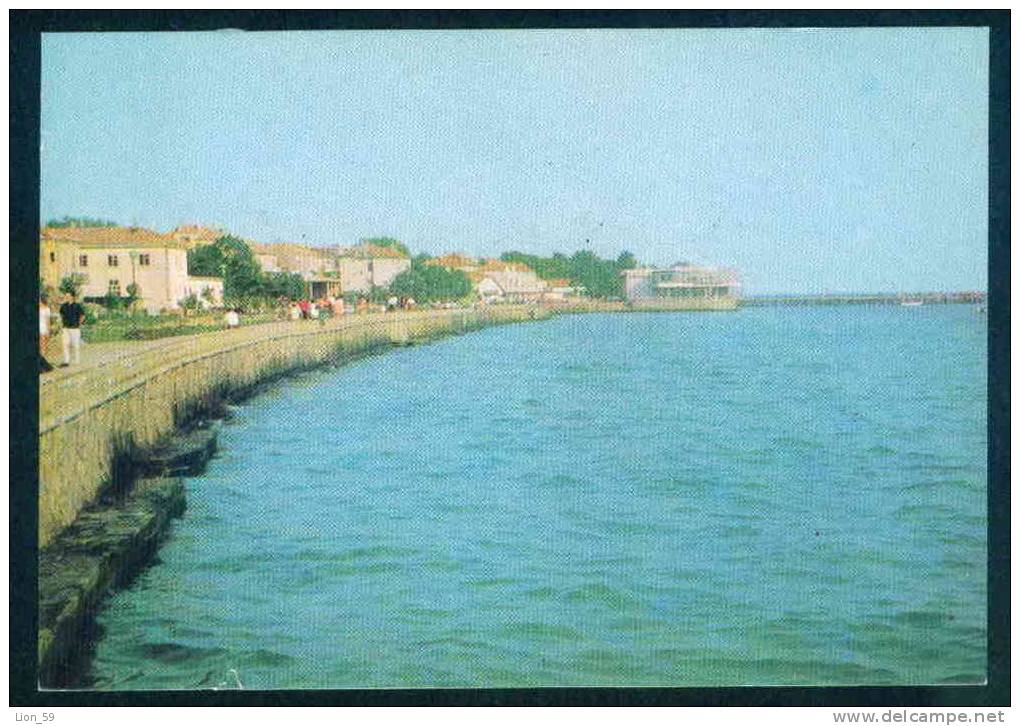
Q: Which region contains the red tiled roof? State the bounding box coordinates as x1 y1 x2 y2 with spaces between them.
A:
41 226 183 248
477 259 532 273
172 224 224 241
424 253 478 268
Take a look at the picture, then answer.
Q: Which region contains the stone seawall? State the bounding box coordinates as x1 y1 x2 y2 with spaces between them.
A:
37 306 551 687
38 306 550 548
39 422 221 688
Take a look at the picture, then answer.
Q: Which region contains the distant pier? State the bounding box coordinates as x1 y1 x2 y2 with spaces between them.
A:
742 291 986 307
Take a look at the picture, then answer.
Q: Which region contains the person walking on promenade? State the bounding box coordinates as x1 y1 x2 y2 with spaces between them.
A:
298 298 310 320
225 308 241 329
39 294 52 355
289 302 301 321
58 292 86 367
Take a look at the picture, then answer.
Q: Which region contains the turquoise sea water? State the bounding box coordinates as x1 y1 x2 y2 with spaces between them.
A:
89 306 987 689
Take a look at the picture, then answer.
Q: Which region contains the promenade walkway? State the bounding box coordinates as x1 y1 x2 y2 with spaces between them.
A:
39 311 422 433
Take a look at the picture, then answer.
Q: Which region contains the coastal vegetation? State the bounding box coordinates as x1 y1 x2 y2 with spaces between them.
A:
362 236 410 257
187 235 305 302
58 272 88 297
500 249 638 298
46 216 119 228
389 257 473 302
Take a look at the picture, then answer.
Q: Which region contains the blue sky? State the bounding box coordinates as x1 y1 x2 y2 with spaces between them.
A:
41 28 988 293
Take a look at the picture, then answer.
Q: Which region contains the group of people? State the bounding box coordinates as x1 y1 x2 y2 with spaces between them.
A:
387 296 417 312
39 289 460 374
287 296 347 322
39 292 86 371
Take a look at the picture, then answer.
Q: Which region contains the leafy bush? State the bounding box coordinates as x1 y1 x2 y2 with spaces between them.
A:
389 260 472 302
58 273 88 298
179 293 201 312
362 237 410 257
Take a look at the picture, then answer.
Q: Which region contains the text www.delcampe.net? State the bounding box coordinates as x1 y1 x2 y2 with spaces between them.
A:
833 712 1006 724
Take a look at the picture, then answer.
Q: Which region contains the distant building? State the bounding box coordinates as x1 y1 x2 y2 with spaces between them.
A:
623 263 740 309
423 253 479 273
171 224 227 249
426 255 553 302
543 278 584 302
470 260 548 302
183 275 224 308
330 242 411 294
255 253 281 273
40 226 223 313
247 242 342 298
248 240 409 298
250 242 331 278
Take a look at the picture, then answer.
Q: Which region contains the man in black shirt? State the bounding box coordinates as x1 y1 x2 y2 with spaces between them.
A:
58 293 86 367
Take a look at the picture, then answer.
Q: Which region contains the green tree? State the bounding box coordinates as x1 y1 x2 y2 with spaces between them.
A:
179 293 201 313
261 271 305 300
58 273 88 297
389 260 472 302
499 249 633 298
569 250 622 298
501 251 571 281
616 250 638 270
102 290 124 310
362 237 410 257
186 244 224 277
187 235 263 300
46 216 118 228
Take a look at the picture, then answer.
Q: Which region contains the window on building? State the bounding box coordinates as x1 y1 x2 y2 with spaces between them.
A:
108 254 119 267
79 255 88 267
108 279 121 296
49 252 56 263
139 253 151 266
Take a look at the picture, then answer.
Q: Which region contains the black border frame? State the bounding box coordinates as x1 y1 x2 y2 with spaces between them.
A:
9 9 1010 707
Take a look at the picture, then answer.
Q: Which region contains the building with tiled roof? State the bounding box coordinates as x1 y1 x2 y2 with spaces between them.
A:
329 242 411 293
471 259 548 302
249 242 332 278
40 225 221 312
171 224 227 249
42 225 184 248
424 253 479 272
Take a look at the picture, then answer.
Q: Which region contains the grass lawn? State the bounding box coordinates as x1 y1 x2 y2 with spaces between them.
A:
82 309 283 342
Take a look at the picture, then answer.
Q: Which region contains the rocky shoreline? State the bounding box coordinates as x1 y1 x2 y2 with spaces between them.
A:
38 424 220 688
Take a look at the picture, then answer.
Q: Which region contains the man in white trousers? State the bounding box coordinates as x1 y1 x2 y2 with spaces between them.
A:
58 292 86 366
